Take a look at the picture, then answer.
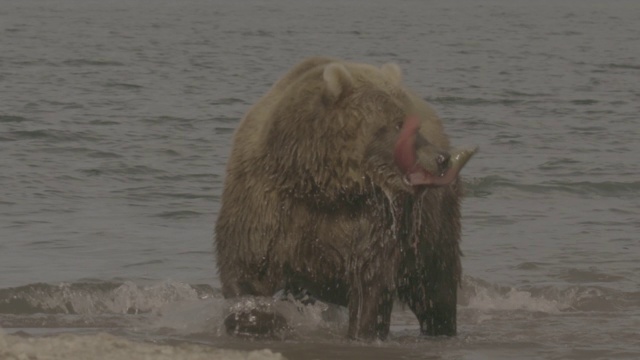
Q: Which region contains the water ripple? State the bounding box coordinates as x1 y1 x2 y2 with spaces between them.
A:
62 59 125 67
428 96 525 106
4 129 99 142
465 176 640 198
0 281 214 316
0 115 29 123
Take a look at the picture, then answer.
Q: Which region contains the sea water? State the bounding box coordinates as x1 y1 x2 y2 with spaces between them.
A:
1 0 639 359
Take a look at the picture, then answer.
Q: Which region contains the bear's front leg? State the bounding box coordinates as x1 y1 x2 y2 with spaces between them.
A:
347 286 394 340
399 269 458 337
346 263 396 341
416 278 457 336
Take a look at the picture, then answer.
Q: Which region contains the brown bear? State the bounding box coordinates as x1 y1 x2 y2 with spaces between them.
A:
215 57 475 340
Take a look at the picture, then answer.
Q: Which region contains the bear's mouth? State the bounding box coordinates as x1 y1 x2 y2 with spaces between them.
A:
394 115 476 187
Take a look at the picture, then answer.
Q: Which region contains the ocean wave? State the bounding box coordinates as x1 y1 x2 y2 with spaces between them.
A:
459 276 639 313
211 98 247 106
141 116 196 125
464 176 640 198
427 96 525 106
36 146 122 159
154 210 206 219
215 127 235 135
79 164 167 177
537 157 582 170
0 281 216 316
1 278 635 319
365 50 399 58
3 129 100 142
0 332 285 360
104 82 144 90
555 267 627 284
570 99 599 106
0 115 29 123
500 90 552 97
598 63 640 71
62 59 126 67
0 278 637 353
540 180 640 197
240 30 275 37
212 115 240 123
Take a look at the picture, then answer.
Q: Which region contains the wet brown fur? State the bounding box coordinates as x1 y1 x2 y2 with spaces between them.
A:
215 57 463 340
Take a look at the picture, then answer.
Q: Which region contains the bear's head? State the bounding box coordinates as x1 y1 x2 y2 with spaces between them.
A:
263 59 475 202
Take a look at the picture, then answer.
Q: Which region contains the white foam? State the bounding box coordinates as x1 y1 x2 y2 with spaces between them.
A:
0 331 286 360
36 280 203 315
465 286 565 313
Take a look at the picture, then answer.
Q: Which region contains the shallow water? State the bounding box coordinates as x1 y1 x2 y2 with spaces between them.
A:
1 0 639 359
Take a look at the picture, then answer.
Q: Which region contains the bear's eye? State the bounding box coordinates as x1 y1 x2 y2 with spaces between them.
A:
394 121 403 131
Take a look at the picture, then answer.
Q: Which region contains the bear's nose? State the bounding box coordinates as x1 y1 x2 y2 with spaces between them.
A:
436 153 451 174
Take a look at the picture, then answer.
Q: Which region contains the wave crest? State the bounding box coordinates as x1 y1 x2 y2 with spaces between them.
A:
465 176 640 198
460 276 639 313
0 281 215 316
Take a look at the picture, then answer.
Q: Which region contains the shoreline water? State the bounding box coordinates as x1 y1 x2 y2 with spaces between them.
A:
2 0 639 358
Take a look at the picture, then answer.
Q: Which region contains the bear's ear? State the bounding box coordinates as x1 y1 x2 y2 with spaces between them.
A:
380 63 402 85
323 62 353 103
